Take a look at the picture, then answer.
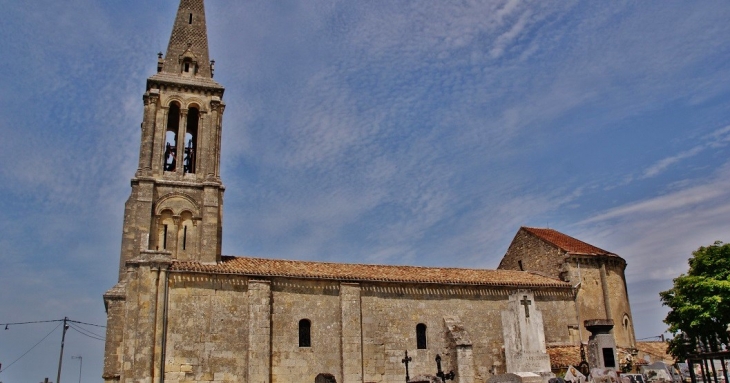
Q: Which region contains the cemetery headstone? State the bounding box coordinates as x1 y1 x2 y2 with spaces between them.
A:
501 290 552 375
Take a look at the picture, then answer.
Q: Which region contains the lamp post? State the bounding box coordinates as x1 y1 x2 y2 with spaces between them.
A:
71 356 82 383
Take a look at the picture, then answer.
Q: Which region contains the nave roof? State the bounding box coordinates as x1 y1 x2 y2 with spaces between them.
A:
170 255 572 288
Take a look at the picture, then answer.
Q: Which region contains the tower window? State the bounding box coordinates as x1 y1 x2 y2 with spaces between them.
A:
164 103 180 171
184 108 198 173
189 13 193 24
518 260 524 271
184 62 190 72
183 225 187 250
163 224 168 249
416 323 427 349
299 319 311 347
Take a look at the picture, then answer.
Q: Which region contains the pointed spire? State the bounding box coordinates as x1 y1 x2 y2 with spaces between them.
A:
161 0 213 78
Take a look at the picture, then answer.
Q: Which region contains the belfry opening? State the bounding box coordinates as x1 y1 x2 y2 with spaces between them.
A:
164 102 180 172
184 107 198 174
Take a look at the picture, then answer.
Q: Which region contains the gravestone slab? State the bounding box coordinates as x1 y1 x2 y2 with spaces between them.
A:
501 290 552 374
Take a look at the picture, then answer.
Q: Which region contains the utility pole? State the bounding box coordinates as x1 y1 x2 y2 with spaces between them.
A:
56 317 69 383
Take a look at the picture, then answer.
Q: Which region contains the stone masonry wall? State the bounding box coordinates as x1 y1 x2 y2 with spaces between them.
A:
605 262 635 348
164 273 249 383
102 290 126 382
564 257 635 349
117 273 575 383
570 261 606 336
359 284 576 383
270 278 343 383
536 290 580 346
341 283 363 383
498 230 566 280
119 262 163 383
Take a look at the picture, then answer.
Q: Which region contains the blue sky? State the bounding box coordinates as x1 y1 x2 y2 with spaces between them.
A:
1 0 730 381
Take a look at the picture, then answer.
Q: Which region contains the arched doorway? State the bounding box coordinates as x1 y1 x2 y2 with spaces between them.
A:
315 373 336 383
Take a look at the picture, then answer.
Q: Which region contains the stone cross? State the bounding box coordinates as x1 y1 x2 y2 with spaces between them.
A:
435 354 455 383
402 350 412 382
520 295 532 318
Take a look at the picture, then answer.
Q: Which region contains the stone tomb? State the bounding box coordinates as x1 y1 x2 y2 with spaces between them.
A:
501 290 552 375
584 320 618 371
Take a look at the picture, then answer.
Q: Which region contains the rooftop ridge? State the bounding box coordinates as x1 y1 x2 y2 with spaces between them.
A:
169 255 572 288
522 227 616 256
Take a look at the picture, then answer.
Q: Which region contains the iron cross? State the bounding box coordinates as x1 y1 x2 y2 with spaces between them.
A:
520 295 532 318
402 350 412 382
435 354 455 383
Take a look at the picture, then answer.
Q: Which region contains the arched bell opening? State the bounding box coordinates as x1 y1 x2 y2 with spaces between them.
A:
164 102 181 172
184 107 199 174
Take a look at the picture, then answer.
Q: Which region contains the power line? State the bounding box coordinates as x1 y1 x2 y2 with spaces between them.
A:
637 335 665 341
68 323 104 339
68 323 105 341
0 318 105 330
67 319 105 328
0 322 62 374
0 319 64 328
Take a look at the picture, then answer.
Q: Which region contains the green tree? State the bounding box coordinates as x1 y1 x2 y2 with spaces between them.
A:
660 241 730 360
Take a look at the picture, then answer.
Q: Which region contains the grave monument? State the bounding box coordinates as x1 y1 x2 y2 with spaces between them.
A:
585 320 618 371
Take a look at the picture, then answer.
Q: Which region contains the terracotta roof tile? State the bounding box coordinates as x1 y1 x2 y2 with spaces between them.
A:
635 341 673 363
523 227 616 256
169 256 571 288
547 345 642 368
547 345 582 368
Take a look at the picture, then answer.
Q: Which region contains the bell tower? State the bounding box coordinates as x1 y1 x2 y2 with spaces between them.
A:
118 0 225 277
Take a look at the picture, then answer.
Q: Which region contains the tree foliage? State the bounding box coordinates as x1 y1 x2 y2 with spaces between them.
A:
660 241 730 360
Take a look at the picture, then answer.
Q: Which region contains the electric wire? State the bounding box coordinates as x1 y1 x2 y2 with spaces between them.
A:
68 322 105 339
0 318 105 329
67 319 106 328
69 326 104 341
0 322 62 374
0 319 64 327
68 323 105 341
637 335 663 340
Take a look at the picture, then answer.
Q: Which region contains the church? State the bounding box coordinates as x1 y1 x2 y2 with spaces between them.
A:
102 1 637 382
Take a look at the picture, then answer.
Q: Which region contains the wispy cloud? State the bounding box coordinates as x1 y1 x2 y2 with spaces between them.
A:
640 125 730 179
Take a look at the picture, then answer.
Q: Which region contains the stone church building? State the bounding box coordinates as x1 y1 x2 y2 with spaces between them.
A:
102 1 636 382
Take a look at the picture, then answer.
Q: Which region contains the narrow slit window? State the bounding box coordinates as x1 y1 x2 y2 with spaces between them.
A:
183 225 187 250
416 323 427 349
163 224 168 249
184 62 190 72
299 319 311 347
189 13 193 24
518 260 524 271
